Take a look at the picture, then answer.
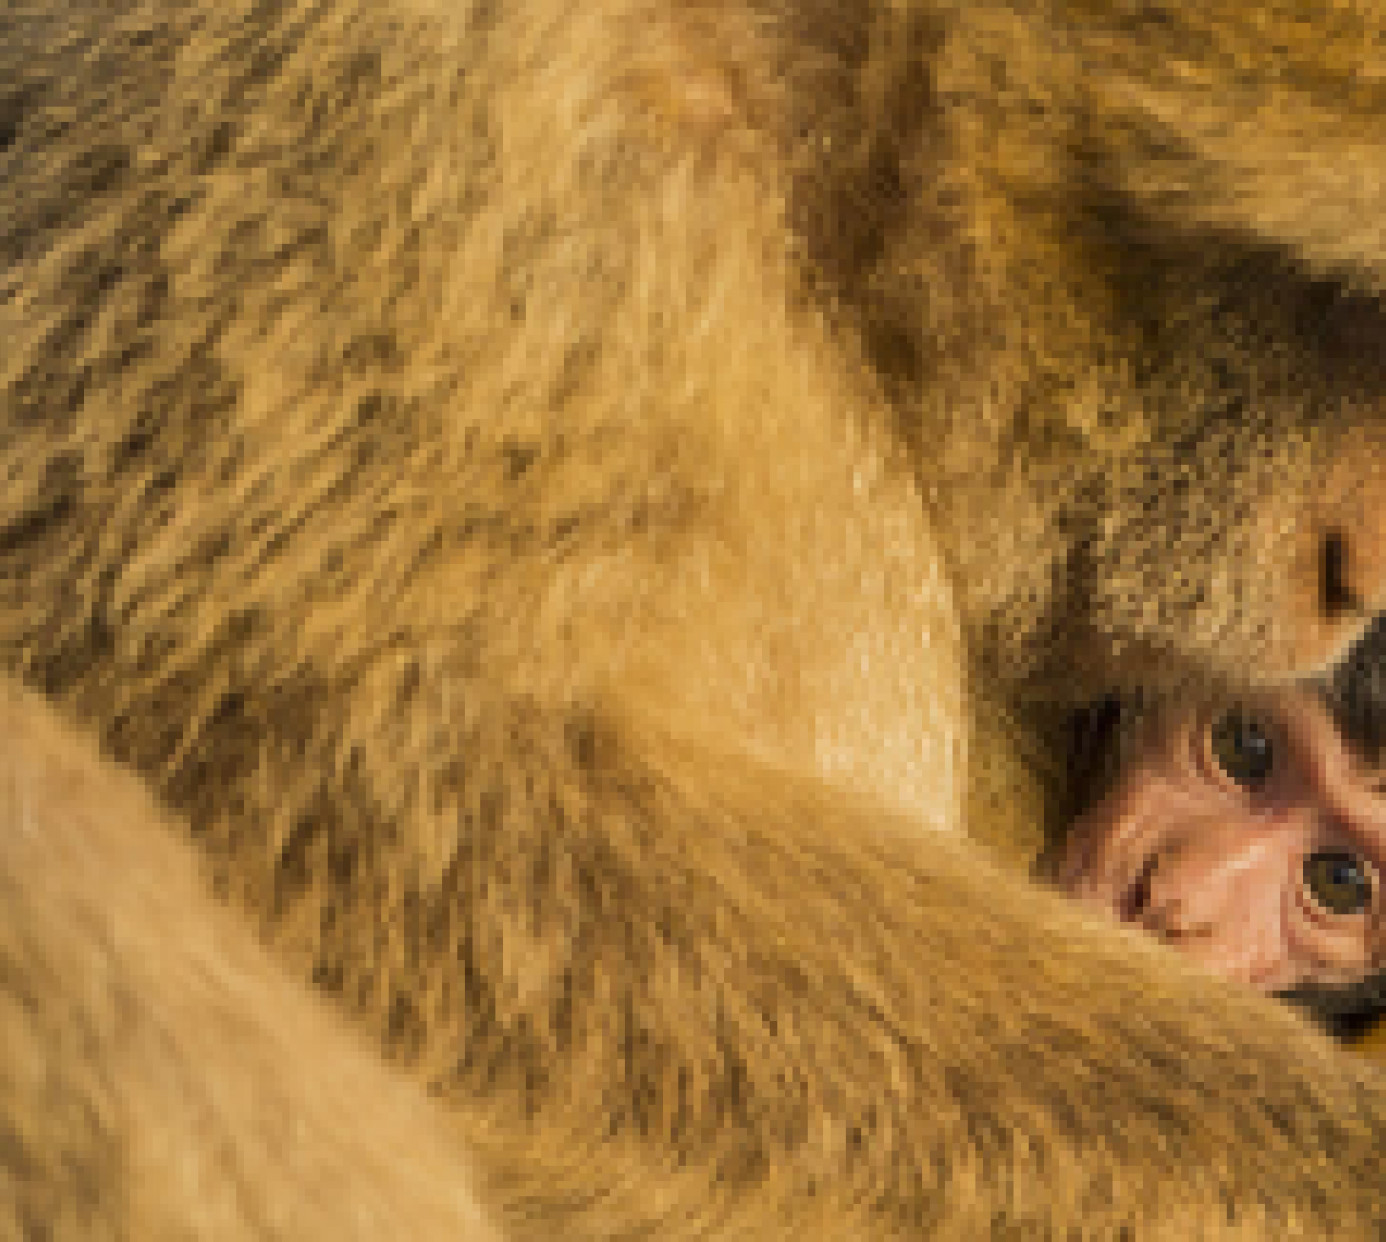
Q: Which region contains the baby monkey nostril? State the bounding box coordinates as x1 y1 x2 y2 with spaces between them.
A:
1121 853 1158 923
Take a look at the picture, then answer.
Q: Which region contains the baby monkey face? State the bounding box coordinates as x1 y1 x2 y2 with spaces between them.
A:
1059 689 1386 994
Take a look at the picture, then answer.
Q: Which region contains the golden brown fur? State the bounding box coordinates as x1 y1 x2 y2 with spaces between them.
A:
0 676 500 1241
7 0 1386 1236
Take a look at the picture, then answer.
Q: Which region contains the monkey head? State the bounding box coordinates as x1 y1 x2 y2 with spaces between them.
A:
1059 688 1386 996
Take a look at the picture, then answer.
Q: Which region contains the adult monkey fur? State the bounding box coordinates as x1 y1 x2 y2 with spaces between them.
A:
0 677 504 1241
11 2 1386 1240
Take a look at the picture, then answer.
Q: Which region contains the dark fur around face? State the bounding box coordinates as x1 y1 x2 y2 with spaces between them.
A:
1326 615 1386 766
8 2 1386 1239
1290 617 1386 1036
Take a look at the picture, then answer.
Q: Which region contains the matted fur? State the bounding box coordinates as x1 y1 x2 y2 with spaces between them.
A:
6 0 1386 1237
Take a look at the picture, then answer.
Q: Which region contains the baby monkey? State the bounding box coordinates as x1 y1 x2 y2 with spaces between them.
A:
1058 617 1386 1040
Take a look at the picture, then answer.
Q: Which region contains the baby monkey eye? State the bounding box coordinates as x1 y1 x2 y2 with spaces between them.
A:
1303 849 1374 916
1210 710 1275 790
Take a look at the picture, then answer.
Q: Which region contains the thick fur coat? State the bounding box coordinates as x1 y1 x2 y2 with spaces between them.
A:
6 1 1386 1237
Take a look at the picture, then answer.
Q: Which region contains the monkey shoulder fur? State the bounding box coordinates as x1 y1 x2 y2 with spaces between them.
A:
7 1 1386 1238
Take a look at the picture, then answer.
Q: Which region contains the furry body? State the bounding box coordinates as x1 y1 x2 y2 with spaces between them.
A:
6 1 1386 1236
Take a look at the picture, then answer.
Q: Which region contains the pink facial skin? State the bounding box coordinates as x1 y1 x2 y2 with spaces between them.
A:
1059 689 1386 993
